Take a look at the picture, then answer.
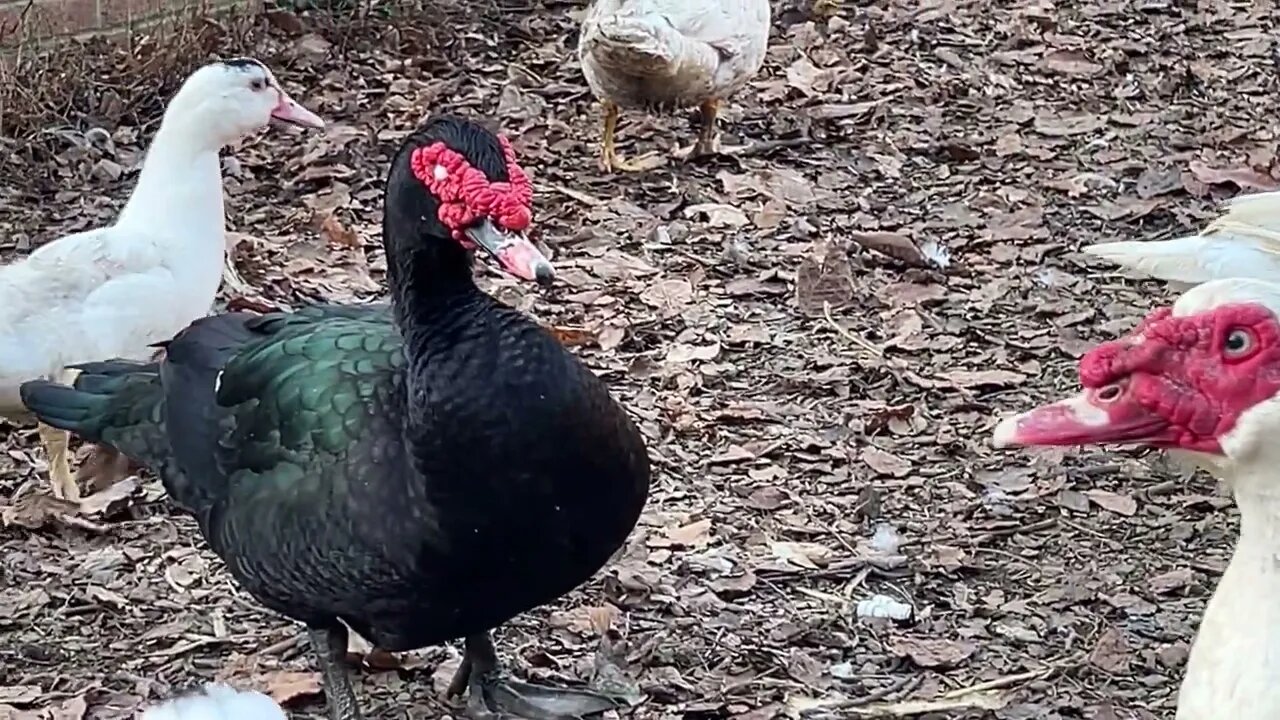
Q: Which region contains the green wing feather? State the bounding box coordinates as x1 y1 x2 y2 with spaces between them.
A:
201 311 417 608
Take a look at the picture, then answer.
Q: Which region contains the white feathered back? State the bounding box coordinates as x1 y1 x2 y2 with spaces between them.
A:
1083 190 1280 285
140 683 285 720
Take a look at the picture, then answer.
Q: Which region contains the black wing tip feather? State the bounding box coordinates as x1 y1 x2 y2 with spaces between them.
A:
19 381 96 433
165 313 260 369
69 359 155 375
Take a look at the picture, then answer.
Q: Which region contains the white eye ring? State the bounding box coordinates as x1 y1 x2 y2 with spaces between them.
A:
433 165 448 181
1224 328 1255 358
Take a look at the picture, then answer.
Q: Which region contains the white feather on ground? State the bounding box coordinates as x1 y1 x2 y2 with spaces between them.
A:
139 683 286 720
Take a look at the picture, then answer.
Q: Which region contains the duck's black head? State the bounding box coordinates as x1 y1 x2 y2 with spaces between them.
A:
383 116 554 298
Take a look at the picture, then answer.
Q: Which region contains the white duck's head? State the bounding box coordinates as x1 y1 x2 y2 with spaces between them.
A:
161 58 324 148
993 278 1280 491
140 682 285 720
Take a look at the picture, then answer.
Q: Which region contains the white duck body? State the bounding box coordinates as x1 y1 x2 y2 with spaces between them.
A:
1171 428 1280 719
0 59 322 415
0 58 321 501
579 0 771 110
0 113 225 411
1084 190 1280 287
141 683 286 720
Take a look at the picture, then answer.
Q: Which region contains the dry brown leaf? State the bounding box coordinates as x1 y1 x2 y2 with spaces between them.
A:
889 637 977 669
1085 489 1137 516
649 518 713 549
847 231 929 268
940 369 1026 389
1042 49 1104 76
0 688 41 706
860 446 912 477
319 213 361 248
785 56 831 95
264 671 324 706
542 324 596 348
586 604 620 635
1088 626 1131 674
78 476 140 516
1033 111 1106 137
638 278 694 319
1148 568 1195 595
665 341 721 364
770 541 833 569
795 243 856 316
1 494 80 530
1186 160 1279 192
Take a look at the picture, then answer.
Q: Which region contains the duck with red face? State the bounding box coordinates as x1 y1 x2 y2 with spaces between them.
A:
993 277 1280 720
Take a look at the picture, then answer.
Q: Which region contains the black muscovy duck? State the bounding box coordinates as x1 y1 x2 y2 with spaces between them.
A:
21 116 652 720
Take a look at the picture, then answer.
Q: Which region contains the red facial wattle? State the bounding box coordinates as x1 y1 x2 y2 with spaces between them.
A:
994 303 1280 454
409 136 533 242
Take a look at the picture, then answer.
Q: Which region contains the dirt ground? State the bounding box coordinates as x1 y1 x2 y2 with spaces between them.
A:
1 0 1277 718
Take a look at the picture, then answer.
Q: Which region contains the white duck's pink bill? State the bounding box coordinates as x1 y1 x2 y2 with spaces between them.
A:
991 390 1171 449
270 92 325 129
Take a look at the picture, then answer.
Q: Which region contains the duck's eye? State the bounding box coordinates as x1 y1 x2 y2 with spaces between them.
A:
1223 328 1256 359
250 78 267 92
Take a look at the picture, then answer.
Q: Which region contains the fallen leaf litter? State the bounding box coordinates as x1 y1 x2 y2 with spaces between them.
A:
1 0 1276 718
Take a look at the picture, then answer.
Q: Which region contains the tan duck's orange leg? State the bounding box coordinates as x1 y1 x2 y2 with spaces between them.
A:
599 101 660 173
674 98 726 159
693 97 723 156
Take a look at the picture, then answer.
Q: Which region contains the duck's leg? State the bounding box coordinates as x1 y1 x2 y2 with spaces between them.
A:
39 423 80 502
308 625 365 720
449 632 622 720
676 98 809 160
599 101 659 173
673 99 725 159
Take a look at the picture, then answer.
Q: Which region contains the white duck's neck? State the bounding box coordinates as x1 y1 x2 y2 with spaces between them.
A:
1177 473 1280 719
116 115 226 242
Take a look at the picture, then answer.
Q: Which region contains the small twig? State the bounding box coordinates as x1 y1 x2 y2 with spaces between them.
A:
260 633 305 657
822 301 884 358
547 183 604 207
938 665 1058 698
732 132 814 158
146 634 245 659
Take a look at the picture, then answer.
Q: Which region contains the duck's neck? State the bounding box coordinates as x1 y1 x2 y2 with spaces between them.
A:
386 239 487 346
1231 484 1280 564
116 115 226 243
1177 471 1280 719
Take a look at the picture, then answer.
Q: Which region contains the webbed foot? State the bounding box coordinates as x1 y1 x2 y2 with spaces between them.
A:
448 633 625 720
308 625 365 720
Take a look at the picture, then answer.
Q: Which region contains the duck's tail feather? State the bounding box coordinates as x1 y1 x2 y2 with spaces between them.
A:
20 360 170 468
1084 190 1280 284
140 682 285 720
583 14 681 74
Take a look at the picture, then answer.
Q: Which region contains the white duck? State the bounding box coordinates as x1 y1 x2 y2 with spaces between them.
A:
141 682 286 720
992 277 1280 720
1083 190 1280 286
578 0 772 172
1 58 323 504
